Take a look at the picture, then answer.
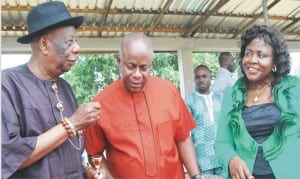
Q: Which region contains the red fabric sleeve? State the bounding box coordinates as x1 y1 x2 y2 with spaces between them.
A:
174 89 196 142
84 122 106 156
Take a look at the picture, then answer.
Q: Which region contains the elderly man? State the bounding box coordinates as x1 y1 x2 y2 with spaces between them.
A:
2 1 100 178
84 33 201 178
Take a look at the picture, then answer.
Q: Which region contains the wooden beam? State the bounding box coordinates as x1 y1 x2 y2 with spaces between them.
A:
232 0 280 38
147 0 174 36
184 0 229 37
1 5 296 21
3 37 299 54
2 25 299 37
98 0 113 37
281 17 300 32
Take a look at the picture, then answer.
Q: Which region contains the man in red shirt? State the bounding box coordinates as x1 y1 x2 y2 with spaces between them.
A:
84 33 201 178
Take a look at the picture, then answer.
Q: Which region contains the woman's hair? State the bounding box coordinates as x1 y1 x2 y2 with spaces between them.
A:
239 25 291 85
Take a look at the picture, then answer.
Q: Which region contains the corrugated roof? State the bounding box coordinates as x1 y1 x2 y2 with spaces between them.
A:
2 0 300 40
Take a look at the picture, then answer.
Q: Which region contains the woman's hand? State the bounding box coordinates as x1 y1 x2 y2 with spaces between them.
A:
229 156 254 179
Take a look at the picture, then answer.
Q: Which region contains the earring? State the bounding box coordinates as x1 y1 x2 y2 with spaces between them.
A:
272 66 277 72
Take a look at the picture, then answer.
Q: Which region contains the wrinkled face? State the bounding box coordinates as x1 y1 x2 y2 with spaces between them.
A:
118 39 153 93
46 26 80 75
194 67 211 94
242 38 274 83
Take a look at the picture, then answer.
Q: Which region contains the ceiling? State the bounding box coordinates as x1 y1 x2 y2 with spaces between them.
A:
2 0 300 42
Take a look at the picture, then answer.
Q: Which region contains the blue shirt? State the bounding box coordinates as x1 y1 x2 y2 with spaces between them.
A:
185 92 223 172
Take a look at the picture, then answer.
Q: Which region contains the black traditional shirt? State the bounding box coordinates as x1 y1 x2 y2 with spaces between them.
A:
2 64 84 178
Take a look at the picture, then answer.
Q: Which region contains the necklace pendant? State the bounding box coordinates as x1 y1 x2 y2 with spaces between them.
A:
254 96 259 103
52 83 59 93
56 101 64 111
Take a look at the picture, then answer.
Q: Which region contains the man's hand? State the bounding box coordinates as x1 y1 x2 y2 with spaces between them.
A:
69 102 101 131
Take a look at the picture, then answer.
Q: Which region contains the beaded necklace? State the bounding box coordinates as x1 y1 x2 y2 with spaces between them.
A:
52 82 82 150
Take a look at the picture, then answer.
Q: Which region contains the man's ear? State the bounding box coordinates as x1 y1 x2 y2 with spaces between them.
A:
116 55 121 64
39 35 49 56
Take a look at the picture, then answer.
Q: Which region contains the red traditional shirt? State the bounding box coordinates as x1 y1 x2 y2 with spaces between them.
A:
85 76 196 178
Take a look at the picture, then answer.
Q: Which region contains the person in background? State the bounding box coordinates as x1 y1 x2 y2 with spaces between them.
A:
212 52 235 98
185 65 225 178
215 25 300 179
84 32 201 179
1 1 101 178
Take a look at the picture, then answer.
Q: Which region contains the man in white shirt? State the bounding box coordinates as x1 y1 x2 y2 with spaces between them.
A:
212 52 235 98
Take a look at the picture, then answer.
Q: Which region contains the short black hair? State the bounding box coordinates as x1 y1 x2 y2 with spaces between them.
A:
219 52 232 66
194 64 211 74
239 25 291 85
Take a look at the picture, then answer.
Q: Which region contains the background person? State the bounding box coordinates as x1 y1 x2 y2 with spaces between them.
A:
215 25 300 179
1 2 101 178
212 52 235 97
185 65 225 178
84 32 201 179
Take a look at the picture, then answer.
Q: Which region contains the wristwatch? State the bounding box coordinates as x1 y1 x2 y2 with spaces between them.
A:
192 174 203 179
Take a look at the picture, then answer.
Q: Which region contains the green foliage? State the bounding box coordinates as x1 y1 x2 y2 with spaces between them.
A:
152 53 180 87
64 54 119 104
64 53 180 105
193 52 241 80
193 52 220 79
64 52 234 105
64 52 235 105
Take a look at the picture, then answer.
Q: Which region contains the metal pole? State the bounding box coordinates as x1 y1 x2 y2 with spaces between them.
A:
262 0 269 26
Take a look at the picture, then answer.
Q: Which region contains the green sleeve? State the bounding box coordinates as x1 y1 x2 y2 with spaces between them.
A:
214 87 237 177
289 76 300 114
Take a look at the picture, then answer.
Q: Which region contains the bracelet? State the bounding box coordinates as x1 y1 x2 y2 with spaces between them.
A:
60 119 74 138
63 117 77 137
60 118 77 138
192 174 203 179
